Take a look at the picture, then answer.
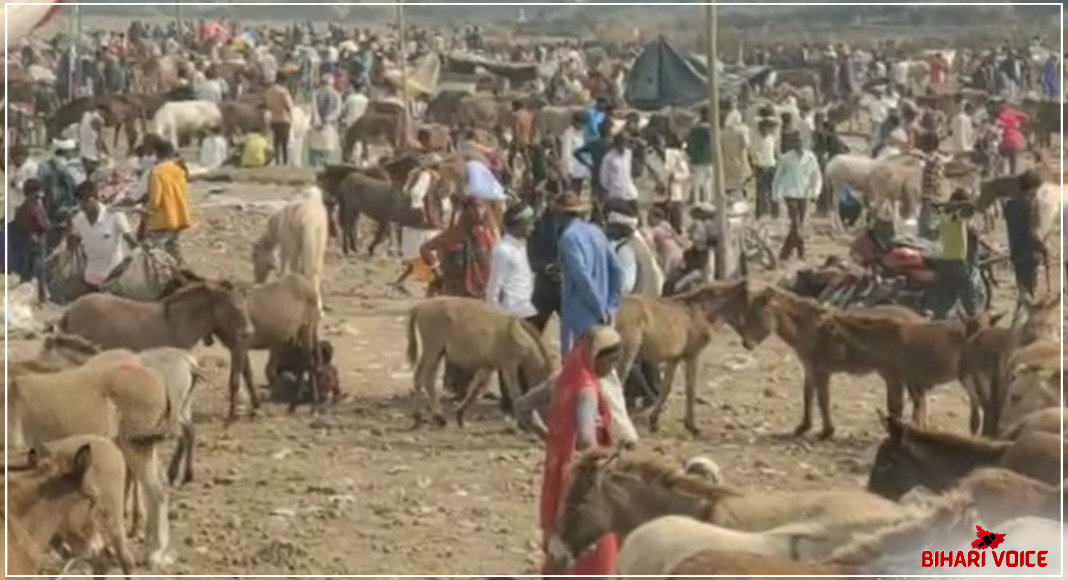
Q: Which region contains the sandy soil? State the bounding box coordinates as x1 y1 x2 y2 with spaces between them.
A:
12 160 1058 578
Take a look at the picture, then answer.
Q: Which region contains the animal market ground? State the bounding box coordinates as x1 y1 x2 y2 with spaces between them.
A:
6 151 1064 577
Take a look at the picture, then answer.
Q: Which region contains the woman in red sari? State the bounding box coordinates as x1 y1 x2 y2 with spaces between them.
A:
539 325 623 579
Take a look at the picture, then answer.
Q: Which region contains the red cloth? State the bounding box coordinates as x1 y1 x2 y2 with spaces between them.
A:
997 108 1025 151
538 336 617 579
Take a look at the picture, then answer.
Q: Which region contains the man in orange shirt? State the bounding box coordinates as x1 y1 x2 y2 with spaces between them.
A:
142 140 192 265
509 99 535 180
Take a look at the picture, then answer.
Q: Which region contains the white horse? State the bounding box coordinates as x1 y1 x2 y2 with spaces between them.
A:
151 100 222 147
252 185 329 313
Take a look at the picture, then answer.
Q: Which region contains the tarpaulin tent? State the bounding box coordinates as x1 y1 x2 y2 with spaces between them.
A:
445 53 540 84
624 37 710 110
625 37 772 111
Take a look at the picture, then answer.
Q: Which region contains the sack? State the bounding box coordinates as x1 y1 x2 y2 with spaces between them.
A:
45 244 90 305
101 247 179 301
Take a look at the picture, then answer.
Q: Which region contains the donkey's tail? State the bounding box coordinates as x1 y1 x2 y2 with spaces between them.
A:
405 307 422 368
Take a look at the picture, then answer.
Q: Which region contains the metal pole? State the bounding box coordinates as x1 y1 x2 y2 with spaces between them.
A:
396 0 412 144
176 1 183 27
705 1 730 280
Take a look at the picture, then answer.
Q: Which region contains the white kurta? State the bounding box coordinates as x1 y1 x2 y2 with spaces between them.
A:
400 170 438 261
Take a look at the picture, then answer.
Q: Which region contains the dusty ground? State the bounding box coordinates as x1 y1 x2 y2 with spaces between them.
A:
11 158 1058 577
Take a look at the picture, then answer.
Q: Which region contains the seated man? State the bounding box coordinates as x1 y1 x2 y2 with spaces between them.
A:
240 130 273 168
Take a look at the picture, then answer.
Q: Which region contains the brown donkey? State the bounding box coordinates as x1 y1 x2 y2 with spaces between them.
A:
959 293 1060 436
3 440 109 577
867 413 1063 501
816 312 969 430
729 284 921 438
56 280 257 420
614 281 748 435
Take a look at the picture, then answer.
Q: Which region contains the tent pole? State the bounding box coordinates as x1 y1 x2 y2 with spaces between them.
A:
396 0 411 144
705 1 730 280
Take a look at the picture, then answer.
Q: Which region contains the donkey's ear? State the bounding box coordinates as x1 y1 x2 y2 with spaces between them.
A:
988 310 1007 328
27 444 51 467
67 444 93 480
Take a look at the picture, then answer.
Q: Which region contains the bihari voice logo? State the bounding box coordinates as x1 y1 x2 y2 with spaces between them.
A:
921 525 1049 569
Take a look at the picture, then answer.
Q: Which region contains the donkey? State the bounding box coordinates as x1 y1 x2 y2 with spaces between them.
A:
669 491 1028 577
9 351 174 567
867 413 1063 501
815 312 969 429
614 281 748 435
406 296 553 427
56 280 256 421
3 441 103 577
959 293 1060 436
727 284 922 438
547 449 911 570
669 490 983 578
1000 340 1064 435
38 332 204 486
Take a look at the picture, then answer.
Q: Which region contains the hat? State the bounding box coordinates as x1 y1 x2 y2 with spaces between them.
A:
552 192 590 215
421 152 443 167
53 138 76 151
503 202 535 226
589 325 622 356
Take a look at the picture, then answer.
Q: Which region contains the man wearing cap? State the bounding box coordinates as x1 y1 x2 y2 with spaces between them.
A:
38 140 84 234
486 203 537 321
554 192 623 355
309 74 341 167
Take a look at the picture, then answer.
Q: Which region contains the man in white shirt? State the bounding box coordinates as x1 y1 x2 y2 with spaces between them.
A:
950 102 975 154
69 181 136 290
861 87 890 150
8 145 39 223
773 131 822 261
559 112 589 192
193 67 226 105
599 134 639 210
78 104 108 176
485 203 537 320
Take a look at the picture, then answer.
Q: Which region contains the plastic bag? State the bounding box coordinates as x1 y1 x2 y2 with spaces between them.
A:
4 279 42 337
102 247 179 302
45 244 90 305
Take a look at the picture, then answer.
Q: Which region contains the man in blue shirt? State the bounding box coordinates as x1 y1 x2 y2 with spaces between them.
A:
554 192 623 354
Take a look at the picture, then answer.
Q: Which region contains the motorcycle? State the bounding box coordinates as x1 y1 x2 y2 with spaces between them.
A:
787 224 999 318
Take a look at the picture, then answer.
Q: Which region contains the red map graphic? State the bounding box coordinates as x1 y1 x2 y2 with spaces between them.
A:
971 525 1006 550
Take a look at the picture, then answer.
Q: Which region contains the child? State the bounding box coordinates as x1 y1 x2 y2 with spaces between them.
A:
12 178 51 302
936 188 980 318
268 339 341 410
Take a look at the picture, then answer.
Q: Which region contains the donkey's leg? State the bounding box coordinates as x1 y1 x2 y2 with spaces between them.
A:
411 348 444 428
909 382 931 428
649 361 679 433
124 470 143 539
454 368 493 428
166 432 187 486
682 356 701 436
883 373 907 423
368 221 389 257
958 371 984 435
182 423 196 485
125 444 171 568
242 350 261 416
225 348 243 423
812 368 835 439
793 366 816 436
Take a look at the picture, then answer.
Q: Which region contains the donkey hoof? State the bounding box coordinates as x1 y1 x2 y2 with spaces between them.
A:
432 414 448 428
818 427 836 440
684 423 702 437
648 418 661 433
144 550 174 569
792 422 812 437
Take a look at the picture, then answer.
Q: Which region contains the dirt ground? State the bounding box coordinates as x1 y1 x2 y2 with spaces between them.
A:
11 154 1059 577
